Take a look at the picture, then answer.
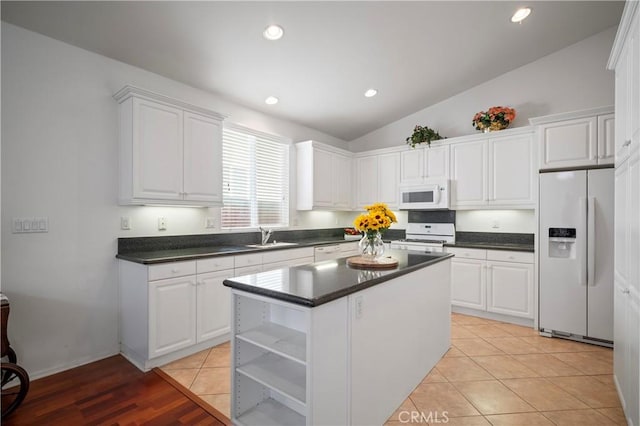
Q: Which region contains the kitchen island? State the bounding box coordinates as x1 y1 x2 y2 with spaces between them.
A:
223 249 452 426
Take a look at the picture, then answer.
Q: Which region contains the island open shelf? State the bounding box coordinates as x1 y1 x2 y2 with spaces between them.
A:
236 323 306 365
235 398 305 426
236 348 306 404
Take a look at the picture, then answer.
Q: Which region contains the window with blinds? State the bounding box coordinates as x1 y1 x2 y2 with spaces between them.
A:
221 124 290 229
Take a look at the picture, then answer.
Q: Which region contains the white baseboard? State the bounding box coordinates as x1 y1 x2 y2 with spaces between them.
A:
451 306 535 327
26 347 120 381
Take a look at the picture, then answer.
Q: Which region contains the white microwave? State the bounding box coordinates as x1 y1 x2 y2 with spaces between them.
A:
398 180 450 210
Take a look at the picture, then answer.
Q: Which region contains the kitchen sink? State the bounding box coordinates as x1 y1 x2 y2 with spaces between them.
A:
245 242 299 249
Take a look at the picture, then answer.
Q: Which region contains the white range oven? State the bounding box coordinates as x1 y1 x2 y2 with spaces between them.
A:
390 223 455 253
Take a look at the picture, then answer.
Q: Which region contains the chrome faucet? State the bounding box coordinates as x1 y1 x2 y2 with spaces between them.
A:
259 227 273 245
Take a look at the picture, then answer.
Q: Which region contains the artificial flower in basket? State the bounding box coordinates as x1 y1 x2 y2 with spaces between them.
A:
353 203 397 259
472 106 516 132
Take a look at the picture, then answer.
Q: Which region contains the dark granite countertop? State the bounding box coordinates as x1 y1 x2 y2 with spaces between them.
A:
116 237 363 264
223 249 453 307
445 232 534 252
444 242 534 252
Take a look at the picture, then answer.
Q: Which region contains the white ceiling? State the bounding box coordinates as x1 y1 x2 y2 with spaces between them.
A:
1 1 624 141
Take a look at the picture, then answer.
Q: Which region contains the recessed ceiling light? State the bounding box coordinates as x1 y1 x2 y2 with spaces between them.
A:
364 89 378 98
265 96 279 105
263 25 284 41
511 7 531 23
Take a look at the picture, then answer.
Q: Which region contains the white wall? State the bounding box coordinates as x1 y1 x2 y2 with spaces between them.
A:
0 22 348 379
349 27 617 152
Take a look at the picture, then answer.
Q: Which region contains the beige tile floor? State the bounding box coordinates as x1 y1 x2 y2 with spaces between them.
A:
160 313 625 425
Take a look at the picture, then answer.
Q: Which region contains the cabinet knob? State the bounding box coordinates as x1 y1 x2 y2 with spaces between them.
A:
172 268 180 273
624 140 632 147
622 288 630 295
508 256 515 259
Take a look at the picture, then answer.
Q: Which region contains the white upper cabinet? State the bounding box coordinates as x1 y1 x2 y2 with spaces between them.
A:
333 153 353 209
115 86 225 206
450 129 535 209
451 140 488 206
296 140 353 210
614 17 639 165
183 111 223 202
400 144 449 185
539 116 598 169
489 134 535 206
355 150 401 209
598 113 616 165
132 99 184 201
530 106 615 170
355 155 379 208
377 152 400 207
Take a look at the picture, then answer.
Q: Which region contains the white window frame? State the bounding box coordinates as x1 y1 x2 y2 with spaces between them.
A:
221 122 290 229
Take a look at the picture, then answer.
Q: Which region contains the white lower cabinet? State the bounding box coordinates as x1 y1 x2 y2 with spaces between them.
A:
447 247 534 321
197 270 232 342
486 261 534 318
149 276 197 358
120 258 234 370
450 258 486 310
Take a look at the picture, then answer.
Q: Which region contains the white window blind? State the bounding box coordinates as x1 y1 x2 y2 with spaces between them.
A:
222 124 290 229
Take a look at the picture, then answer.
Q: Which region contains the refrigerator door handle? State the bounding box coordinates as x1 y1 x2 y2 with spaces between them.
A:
587 197 596 287
578 196 588 287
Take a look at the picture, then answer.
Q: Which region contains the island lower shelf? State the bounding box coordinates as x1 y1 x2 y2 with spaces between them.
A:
230 257 452 426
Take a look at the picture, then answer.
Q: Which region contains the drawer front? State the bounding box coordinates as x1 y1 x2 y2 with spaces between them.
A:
262 247 315 264
233 265 263 277
148 261 197 281
487 250 534 264
197 256 235 274
263 257 315 272
234 253 263 268
446 247 487 260
340 242 360 252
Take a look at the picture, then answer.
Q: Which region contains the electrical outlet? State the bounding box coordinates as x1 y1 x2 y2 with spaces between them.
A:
492 220 500 229
355 296 363 319
158 217 167 231
205 217 216 229
121 217 131 230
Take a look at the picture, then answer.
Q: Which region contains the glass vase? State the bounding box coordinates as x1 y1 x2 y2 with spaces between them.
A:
358 231 385 260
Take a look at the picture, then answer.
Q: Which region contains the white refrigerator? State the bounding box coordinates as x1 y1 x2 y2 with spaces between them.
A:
539 168 614 342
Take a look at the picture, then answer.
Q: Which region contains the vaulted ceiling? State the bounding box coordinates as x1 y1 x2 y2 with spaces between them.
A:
1 1 624 141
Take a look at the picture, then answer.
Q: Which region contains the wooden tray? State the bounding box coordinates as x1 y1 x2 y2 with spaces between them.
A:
346 255 399 269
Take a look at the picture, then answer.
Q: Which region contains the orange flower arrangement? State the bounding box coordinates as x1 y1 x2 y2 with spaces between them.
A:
472 106 516 132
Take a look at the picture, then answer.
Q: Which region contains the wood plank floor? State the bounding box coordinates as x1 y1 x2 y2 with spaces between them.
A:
3 355 225 425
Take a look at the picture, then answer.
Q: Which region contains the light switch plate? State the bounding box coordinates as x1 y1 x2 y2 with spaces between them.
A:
13 217 48 233
158 217 167 231
205 217 216 229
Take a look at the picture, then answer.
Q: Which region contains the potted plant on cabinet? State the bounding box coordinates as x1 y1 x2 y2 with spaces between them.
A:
405 125 445 148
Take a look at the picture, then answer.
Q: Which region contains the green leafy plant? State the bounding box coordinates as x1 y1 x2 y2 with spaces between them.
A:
405 125 445 148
